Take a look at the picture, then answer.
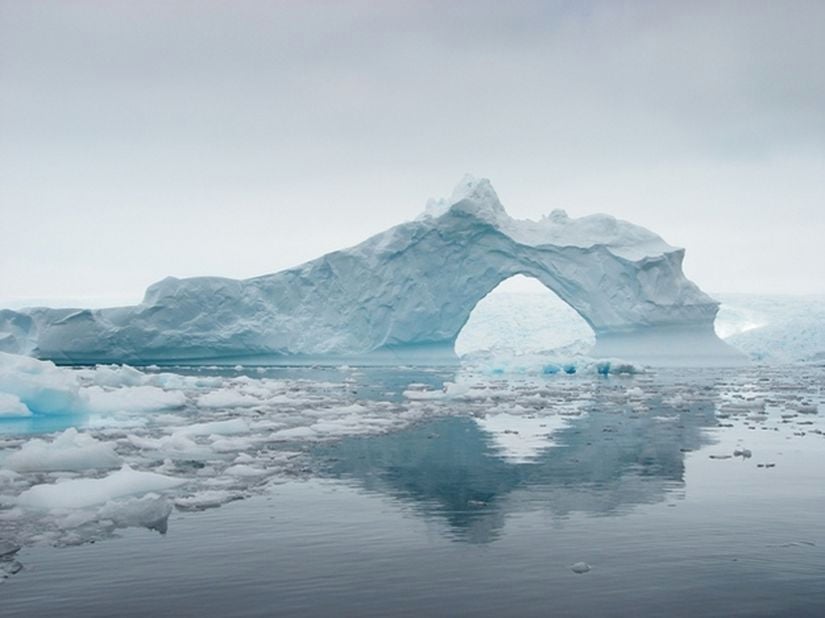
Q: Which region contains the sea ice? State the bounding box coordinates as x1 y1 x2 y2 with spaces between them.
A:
84 385 187 413
0 351 85 415
196 389 262 408
4 428 121 472
96 493 173 532
0 393 30 417
0 358 821 554
16 464 184 510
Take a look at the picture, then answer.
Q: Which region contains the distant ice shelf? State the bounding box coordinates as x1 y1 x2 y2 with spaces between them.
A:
0 175 744 366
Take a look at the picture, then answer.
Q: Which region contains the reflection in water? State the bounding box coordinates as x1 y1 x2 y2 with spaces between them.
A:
318 377 720 543
4 364 825 617
473 413 570 463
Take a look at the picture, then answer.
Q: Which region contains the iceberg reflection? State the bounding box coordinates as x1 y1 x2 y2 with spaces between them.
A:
318 380 719 543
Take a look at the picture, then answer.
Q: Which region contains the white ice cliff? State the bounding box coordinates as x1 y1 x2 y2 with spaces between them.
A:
1 176 743 365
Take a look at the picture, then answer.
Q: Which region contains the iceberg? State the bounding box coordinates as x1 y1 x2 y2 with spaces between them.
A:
1 176 743 365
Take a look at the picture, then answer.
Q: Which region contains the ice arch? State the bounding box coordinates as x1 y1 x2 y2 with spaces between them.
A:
3 176 744 365
455 275 595 356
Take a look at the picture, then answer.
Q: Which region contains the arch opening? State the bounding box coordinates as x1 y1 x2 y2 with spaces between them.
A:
454 274 596 357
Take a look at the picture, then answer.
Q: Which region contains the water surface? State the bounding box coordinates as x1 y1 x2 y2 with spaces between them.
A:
1 364 824 616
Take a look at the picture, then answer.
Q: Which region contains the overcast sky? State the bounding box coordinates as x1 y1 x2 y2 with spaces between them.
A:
1 0 823 306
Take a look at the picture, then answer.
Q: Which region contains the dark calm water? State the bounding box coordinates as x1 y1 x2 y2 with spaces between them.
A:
3 386 825 617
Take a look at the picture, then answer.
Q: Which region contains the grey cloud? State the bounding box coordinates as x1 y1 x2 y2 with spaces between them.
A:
1 0 823 300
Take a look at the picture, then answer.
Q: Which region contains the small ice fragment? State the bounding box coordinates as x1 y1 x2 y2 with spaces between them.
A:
196 390 260 408
174 490 240 511
626 387 645 398
97 494 173 532
224 464 266 477
0 541 20 559
83 385 186 413
570 562 591 574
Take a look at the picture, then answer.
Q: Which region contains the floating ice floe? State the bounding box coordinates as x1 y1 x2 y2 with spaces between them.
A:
4 428 121 472
0 352 86 415
15 464 184 510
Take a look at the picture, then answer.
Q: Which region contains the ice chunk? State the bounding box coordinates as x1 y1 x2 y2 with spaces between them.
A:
0 351 85 415
97 494 172 532
403 381 469 400
0 393 30 417
196 389 262 408
224 464 266 477
126 433 212 459
5 428 121 472
83 385 186 413
174 418 250 436
88 364 147 387
174 490 241 511
16 464 184 510
272 426 317 440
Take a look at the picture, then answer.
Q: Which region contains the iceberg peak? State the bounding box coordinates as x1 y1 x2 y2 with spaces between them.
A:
447 174 506 222
545 209 570 223
419 174 505 222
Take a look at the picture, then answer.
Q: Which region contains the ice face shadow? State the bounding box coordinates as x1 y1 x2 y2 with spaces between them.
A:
316 381 721 544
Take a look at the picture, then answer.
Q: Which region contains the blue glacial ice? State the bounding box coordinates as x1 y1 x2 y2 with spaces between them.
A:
0 176 742 365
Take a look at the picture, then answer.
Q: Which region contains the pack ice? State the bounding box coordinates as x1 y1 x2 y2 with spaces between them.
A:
0 176 742 365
